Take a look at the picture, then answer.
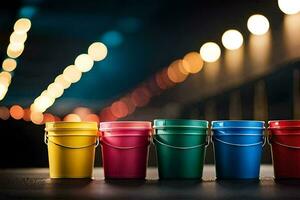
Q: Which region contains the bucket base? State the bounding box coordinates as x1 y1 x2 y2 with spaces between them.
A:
105 176 146 180
216 177 259 181
159 176 202 180
50 176 93 179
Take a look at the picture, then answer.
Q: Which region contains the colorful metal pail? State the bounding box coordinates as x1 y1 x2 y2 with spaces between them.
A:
100 121 151 179
268 120 300 179
45 122 98 178
212 120 265 179
153 119 209 179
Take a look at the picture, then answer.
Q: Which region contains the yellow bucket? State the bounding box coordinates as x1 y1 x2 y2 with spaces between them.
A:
45 122 98 178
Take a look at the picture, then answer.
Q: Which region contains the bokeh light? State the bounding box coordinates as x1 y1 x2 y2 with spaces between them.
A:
0 106 10 120
64 114 81 122
111 101 129 118
30 111 44 124
278 0 300 15
74 54 94 72
54 74 71 89
2 58 17 72
73 107 91 119
101 31 123 47
33 95 55 112
13 18 31 33
146 78 162 96
43 113 56 123
183 52 204 73
120 96 136 114
47 82 64 98
84 113 100 123
0 84 8 100
167 60 188 83
88 42 108 61
221 29 244 50
62 65 82 83
0 72 12 86
10 31 27 44
247 14 270 35
7 43 24 58
100 107 117 121
200 42 221 62
131 87 151 107
10 105 24 120
22 108 31 121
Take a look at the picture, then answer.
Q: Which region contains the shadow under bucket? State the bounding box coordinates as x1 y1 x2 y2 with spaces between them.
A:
153 119 209 180
212 120 265 180
100 121 151 179
45 122 99 179
268 120 300 179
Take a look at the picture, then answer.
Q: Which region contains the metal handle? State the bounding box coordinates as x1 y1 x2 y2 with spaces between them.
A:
100 138 150 150
268 136 300 149
44 133 99 149
152 136 210 150
212 136 266 147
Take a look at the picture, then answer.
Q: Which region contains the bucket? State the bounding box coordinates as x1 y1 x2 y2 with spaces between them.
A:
153 119 209 179
268 120 300 179
99 121 151 179
212 120 265 179
45 122 98 178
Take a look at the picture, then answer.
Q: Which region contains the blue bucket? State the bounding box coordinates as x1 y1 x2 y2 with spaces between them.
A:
212 120 265 179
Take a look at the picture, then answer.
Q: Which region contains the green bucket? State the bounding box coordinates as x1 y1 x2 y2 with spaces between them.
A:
153 119 209 179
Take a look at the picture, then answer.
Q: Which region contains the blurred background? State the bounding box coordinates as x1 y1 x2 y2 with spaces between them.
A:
0 0 299 167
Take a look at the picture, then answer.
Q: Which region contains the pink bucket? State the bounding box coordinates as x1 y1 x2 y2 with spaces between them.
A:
99 121 151 179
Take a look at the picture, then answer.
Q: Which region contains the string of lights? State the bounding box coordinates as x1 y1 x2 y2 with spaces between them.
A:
0 18 32 101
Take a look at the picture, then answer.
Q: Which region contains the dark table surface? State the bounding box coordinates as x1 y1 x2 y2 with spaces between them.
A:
1 165 300 200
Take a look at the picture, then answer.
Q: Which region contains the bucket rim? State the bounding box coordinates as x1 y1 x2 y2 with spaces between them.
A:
45 121 98 132
153 119 209 129
268 120 300 129
100 121 152 131
154 132 208 135
211 120 265 129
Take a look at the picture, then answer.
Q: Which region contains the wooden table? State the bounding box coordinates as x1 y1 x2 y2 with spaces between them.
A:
0 165 299 199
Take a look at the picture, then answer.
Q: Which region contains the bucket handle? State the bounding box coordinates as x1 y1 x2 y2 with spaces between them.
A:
44 133 99 149
212 136 266 147
100 138 150 150
152 136 210 150
268 136 300 149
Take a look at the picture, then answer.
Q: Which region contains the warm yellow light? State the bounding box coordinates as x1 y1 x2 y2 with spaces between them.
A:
10 105 24 120
74 54 94 72
167 60 188 83
2 58 17 72
33 95 55 112
183 52 204 73
278 0 300 15
30 111 44 124
14 18 31 33
7 43 24 58
62 65 82 83
221 29 244 50
88 42 108 61
64 114 81 122
247 14 270 35
10 31 27 44
0 72 12 86
47 82 64 98
54 74 71 89
0 84 8 100
200 42 221 62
